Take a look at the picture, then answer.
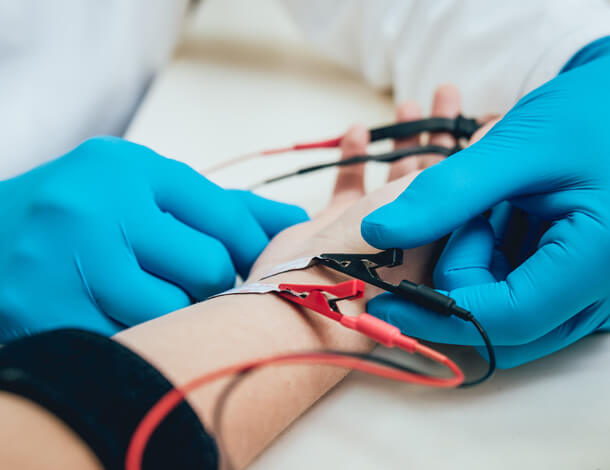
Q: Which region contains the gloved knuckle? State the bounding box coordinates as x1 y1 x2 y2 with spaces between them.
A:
214 193 246 220
79 136 160 167
77 136 126 161
81 135 123 149
31 183 86 218
9 236 44 267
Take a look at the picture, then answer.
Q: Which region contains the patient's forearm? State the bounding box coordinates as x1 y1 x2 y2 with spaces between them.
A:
114 241 434 469
114 266 372 468
0 245 432 470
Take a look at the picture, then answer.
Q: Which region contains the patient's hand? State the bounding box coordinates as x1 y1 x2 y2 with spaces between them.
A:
115 85 489 470
249 84 470 290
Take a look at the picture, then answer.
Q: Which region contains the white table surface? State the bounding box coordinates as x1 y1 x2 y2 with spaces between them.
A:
126 1 610 468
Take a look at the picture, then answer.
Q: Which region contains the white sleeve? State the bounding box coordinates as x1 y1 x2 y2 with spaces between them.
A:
280 0 610 116
0 0 188 179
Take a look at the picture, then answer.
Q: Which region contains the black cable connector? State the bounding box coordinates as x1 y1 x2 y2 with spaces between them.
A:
318 249 496 386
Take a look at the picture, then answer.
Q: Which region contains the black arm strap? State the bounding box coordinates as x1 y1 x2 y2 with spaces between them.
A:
370 115 480 142
0 329 218 470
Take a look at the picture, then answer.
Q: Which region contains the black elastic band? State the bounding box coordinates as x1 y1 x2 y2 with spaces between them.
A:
0 329 218 470
369 115 480 142
251 115 481 189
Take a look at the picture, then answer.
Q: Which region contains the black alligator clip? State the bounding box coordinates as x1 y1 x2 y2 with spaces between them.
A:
318 249 471 320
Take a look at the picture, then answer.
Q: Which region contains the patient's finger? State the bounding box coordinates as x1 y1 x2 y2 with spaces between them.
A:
332 124 368 203
388 101 422 181
394 101 422 149
418 84 462 170
429 84 461 147
469 116 501 145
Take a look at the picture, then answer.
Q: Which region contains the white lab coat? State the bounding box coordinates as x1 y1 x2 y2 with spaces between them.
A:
281 0 610 116
1 0 609 178
0 0 188 178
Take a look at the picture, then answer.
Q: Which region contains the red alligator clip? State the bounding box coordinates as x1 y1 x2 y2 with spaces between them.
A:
277 280 365 322
277 280 417 352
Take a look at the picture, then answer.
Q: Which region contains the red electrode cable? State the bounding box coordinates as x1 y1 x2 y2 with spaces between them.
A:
263 136 343 155
125 280 464 470
125 352 463 470
204 136 343 173
203 116 481 175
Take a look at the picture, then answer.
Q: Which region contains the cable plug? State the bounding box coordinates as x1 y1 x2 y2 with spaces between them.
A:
340 314 418 353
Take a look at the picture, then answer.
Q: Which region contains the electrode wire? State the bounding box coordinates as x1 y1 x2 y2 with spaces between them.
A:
249 144 457 189
460 315 496 387
203 116 480 175
125 349 463 470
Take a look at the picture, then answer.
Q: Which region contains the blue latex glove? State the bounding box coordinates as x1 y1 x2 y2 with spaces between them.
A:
361 38 610 368
0 137 307 341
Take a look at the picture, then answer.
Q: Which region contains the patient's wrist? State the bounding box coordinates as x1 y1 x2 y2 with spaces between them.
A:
255 265 349 287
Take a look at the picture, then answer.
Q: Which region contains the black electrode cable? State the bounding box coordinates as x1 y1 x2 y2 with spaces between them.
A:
250 144 458 188
316 249 497 387
369 115 480 142
459 314 496 387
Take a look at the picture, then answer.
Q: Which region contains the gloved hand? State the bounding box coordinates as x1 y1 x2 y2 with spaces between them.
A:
361 40 610 368
0 137 307 341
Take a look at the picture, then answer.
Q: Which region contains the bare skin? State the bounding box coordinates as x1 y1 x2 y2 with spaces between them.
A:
0 85 478 470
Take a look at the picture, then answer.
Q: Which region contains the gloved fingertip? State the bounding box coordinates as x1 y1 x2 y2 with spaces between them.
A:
284 204 309 225
361 204 392 226
361 206 403 248
263 202 309 237
362 197 435 248
360 220 389 248
232 239 266 280
367 292 442 336
231 190 309 237
365 293 394 322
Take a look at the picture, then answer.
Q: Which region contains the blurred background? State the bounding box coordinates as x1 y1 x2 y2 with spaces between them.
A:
128 0 396 213
2 1 609 468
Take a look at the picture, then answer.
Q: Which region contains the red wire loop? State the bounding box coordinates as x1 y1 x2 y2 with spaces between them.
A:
125 351 463 470
124 281 465 470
